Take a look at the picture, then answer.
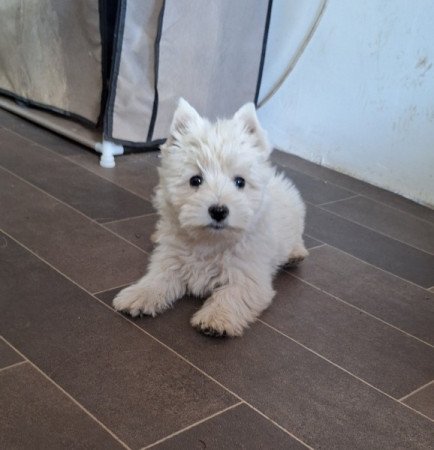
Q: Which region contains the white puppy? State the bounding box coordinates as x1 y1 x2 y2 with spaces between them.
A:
113 99 307 337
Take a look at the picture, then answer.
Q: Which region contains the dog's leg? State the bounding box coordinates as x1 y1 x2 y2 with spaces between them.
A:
190 273 275 337
113 250 185 317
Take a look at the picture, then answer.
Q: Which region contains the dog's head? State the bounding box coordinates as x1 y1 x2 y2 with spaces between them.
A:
158 98 273 242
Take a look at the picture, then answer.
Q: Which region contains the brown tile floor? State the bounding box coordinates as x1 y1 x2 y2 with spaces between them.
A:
0 109 433 449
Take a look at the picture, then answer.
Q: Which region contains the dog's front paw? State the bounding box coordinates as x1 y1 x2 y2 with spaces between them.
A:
113 284 166 318
190 304 245 338
286 243 309 267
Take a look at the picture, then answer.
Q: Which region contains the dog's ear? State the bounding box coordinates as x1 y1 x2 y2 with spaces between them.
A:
233 103 271 157
169 98 202 139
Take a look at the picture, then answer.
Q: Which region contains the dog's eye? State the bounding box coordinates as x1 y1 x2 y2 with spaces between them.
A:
234 176 245 189
189 175 203 187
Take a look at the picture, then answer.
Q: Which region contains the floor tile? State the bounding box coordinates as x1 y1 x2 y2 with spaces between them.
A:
0 128 153 222
403 382 434 420
0 363 125 450
0 234 236 449
0 108 88 157
305 205 434 287
69 151 160 201
98 290 434 450
322 195 434 254
0 169 148 292
262 272 434 398
0 339 24 370
277 165 355 206
105 214 158 254
271 150 434 223
293 245 434 345
152 404 306 449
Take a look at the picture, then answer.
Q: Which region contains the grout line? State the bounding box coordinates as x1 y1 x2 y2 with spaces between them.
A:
103 212 158 226
307 243 434 294
93 283 132 296
0 360 27 373
141 402 244 449
0 335 132 450
284 269 434 349
0 230 312 449
0 165 152 260
316 204 434 256
226 403 313 449
273 154 434 226
100 223 152 256
399 380 434 402
256 320 434 424
316 194 360 207
356 193 434 227
306 243 326 251
2 126 157 204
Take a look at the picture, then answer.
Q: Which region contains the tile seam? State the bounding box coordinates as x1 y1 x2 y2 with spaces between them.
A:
285 269 434 349
0 359 27 373
316 204 434 256
257 320 434 424
399 380 434 402
307 244 434 293
141 402 243 450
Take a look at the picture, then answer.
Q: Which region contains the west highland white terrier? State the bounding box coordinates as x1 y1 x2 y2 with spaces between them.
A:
113 99 307 337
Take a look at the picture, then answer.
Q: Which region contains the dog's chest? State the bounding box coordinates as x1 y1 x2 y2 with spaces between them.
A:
181 251 229 298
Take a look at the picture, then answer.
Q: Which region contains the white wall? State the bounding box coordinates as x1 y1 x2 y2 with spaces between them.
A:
258 0 434 207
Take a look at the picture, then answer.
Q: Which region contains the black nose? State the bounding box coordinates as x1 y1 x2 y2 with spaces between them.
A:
208 205 229 222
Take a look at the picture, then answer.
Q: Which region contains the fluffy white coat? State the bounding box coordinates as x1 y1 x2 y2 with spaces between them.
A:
113 99 307 336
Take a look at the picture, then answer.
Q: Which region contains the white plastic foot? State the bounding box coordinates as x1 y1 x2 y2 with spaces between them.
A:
95 140 124 168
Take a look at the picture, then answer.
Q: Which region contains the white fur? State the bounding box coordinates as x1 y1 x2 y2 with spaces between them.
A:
113 99 307 337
